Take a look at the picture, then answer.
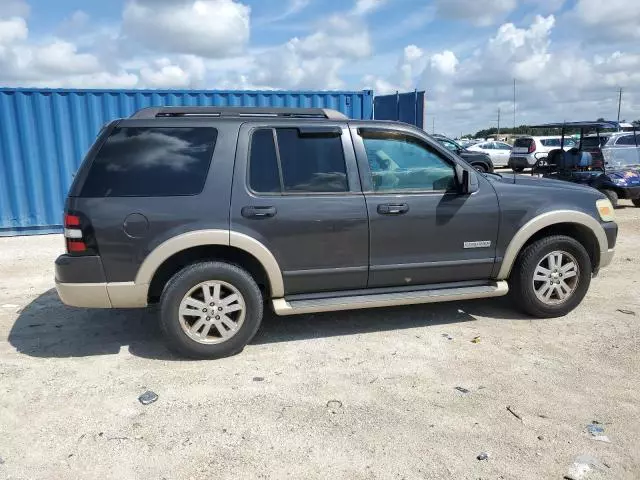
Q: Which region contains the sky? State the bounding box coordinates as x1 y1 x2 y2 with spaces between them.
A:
0 0 639 136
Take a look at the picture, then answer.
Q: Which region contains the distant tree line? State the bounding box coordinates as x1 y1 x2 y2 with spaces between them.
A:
464 119 640 139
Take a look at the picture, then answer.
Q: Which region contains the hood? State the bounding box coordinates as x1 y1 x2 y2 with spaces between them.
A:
487 173 596 192
606 168 640 182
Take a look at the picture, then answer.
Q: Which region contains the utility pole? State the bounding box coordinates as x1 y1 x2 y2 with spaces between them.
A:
497 108 501 137
513 79 516 131
432 117 435 135
617 87 623 125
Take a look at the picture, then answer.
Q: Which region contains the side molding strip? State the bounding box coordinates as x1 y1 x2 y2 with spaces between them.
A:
497 210 608 280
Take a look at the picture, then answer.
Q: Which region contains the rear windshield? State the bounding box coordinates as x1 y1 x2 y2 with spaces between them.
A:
80 127 217 197
582 136 609 148
514 138 533 148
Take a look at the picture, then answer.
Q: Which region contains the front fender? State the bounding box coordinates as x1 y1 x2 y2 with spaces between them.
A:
496 210 609 279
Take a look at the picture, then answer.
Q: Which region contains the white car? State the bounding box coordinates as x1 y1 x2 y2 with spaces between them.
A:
467 141 512 167
508 136 576 172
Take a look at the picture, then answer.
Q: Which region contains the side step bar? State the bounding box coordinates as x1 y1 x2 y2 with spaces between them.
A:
272 281 509 316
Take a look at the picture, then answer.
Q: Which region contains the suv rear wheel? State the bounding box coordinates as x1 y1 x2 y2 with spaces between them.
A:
631 198 640 207
510 235 591 318
159 262 263 359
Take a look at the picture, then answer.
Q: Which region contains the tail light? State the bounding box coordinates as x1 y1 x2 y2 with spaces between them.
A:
528 141 536 154
64 212 97 255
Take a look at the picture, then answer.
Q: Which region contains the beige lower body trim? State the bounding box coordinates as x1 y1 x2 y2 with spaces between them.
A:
272 281 509 316
55 281 149 308
599 248 615 270
107 283 148 308
55 281 112 308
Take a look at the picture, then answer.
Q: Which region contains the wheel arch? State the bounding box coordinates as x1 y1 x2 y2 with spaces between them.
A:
497 211 607 280
136 230 285 303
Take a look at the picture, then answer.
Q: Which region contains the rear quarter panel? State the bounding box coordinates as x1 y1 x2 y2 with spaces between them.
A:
67 120 239 282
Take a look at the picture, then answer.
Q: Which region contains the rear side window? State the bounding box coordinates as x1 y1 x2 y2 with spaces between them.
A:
616 135 639 146
249 128 348 194
541 138 561 147
514 138 533 148
80 127 217 197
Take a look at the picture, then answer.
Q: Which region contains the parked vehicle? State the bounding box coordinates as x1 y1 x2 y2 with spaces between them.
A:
55 107 618 359
531 121 640 208
432 134 494 172
509 136 576 172
467 141 512 167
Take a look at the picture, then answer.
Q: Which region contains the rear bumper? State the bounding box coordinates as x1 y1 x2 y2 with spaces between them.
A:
55 254 148 308
508 155 536 168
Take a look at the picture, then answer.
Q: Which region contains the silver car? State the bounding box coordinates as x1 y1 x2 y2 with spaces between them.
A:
601 132 640 167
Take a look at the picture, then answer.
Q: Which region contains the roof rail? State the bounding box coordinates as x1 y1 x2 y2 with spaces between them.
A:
130 106 349 120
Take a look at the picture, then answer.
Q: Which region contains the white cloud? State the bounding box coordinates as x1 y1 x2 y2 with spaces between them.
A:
430 50 458 76
573 0 640 40
255 0 310 25
297 15 371 58
352 0 386 15
139 57 206 88
435 0 516 26
122 0 251 57
0 0 30 18
0 17 28 44
362 45 425 94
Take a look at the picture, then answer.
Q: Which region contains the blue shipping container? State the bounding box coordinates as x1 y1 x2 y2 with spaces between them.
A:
0 88 374 236
374 91 425 129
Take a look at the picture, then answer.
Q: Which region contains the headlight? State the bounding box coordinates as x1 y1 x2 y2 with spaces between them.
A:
612 178 627 186
596 198 615 222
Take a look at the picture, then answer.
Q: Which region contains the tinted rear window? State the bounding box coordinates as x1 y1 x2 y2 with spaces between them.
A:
582 136 608 148
514 138 533 148
249 128 348 193
80 127 217 197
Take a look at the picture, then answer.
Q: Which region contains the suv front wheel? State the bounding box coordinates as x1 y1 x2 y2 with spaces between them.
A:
159 262 263 359
510 235 592 318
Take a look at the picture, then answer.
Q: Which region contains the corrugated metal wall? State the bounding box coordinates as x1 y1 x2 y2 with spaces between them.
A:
374 91 426 129
0 88 374 235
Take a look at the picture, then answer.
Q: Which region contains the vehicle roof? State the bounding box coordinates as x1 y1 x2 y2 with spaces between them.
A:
529 121 619 129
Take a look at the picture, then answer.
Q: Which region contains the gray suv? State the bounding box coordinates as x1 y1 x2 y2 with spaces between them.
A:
55 107 618 358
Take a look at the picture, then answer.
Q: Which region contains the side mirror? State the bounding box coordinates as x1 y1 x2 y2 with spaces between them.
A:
455 165 479 194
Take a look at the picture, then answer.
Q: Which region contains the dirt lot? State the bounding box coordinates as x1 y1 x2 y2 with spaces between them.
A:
1 203 638 480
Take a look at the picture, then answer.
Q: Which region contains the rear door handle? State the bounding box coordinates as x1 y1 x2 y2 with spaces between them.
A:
377 203 409 215
241 206 277 219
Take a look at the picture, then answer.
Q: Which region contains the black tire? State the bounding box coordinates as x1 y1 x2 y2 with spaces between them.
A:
512 166 525 173
473 163 488 173
510 235 592 318
600 189 618 208
159 261 263 359
633 198 640 207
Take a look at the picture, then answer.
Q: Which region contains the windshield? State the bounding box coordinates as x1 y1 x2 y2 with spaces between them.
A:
602 135 640 167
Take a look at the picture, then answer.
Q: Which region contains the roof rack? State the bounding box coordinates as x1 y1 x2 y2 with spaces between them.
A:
130 106 349 120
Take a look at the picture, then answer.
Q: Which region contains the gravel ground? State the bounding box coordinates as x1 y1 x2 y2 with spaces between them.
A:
1 203 639 480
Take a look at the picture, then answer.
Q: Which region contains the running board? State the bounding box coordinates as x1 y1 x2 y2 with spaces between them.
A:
272 281 509 316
